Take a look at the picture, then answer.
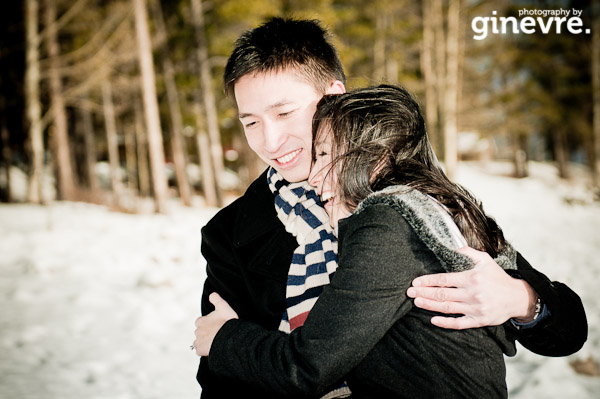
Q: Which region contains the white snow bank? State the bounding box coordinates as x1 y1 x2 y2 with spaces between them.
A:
455 161 600 399
0 161 598 398
0 200 218 399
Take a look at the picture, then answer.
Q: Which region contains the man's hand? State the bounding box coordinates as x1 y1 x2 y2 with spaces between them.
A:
193 292 238 356
406 246 538 330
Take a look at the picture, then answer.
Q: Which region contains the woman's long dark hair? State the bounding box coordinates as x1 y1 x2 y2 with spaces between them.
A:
312 84 506 257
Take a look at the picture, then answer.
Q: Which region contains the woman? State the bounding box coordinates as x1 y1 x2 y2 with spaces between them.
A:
195 85 518 398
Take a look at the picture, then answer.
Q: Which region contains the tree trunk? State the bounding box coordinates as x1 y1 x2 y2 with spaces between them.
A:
512 132 528 178
193 100 218 207
25 0 44 204
373 2 386 81
553 128 570 179
421 0 439 154
456 0 465 137
433 0 446 161
44 0 76 201
133 0 169 213
514 149 528 178
443 0 460 180
152 0 192 206
1 118 11 202
124 118 138 194
79 98 98 191
0 64 11 202
134 100 151 197
190 0 223 206
385 12 399 84
593 0 600 193
102 80 124 204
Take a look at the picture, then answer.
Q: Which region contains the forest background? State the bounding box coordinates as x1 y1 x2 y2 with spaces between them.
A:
1 0 599 210
0 0 599 398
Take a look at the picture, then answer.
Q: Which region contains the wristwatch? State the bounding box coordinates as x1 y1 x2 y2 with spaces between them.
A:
532 296 543 320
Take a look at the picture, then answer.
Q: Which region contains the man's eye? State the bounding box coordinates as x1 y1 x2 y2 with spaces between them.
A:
244 121 258 128
278 110 294 118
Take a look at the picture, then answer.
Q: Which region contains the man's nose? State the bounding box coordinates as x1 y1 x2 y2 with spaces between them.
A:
263 121 284 153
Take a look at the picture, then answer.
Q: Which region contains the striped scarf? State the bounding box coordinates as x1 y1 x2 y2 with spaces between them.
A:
267 167 339 333
267 168 351 399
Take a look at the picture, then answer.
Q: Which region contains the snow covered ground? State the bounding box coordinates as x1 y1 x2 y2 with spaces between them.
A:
456 162 600 399
0 161 598 399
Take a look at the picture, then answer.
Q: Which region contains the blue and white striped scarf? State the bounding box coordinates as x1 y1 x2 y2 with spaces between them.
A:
267 168 350 398
267 167 339 333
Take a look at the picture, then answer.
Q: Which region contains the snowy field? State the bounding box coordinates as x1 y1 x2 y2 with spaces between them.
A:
0 161 599 399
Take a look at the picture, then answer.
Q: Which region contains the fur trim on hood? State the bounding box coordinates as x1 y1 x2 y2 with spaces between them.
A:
355 185 518 273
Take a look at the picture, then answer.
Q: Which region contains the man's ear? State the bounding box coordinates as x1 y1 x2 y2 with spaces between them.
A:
326 80 346 95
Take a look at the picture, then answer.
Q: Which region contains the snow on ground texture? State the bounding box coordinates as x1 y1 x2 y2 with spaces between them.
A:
455 162 600 399
0 200 217 399
0 161 598 398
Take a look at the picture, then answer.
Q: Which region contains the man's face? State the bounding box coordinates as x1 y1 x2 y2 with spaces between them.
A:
234 70 344 183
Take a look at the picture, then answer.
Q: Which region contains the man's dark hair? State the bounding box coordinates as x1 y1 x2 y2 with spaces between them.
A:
223 17 346 97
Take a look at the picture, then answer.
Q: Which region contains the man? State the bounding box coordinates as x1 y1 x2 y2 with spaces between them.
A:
195 17 586 398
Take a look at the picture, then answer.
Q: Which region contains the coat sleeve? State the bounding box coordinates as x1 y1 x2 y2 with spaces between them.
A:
200 210 245 317
507 253 587 356
197 200 289 399
196 209 263 398
208 205 423 396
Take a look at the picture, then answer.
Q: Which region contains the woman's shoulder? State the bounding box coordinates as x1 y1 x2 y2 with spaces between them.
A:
348 185 426 233
349 186 475 273
338 193 414 243
354 186 428 216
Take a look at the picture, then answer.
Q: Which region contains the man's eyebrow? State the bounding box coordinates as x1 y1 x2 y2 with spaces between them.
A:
238 101 292 119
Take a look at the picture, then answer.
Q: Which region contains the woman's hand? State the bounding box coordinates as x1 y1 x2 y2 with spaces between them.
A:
193 292 238 356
